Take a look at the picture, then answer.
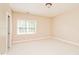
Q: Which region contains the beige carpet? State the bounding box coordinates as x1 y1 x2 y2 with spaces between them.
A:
7 39 79 55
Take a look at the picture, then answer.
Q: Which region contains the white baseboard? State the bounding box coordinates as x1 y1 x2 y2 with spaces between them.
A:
13 36 79 47
52 36 79 47
13 36 51 44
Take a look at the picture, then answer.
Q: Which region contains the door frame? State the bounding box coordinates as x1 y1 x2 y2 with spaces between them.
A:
6 12 12 53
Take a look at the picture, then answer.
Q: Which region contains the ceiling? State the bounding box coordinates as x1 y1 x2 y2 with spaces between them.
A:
10 3 79 18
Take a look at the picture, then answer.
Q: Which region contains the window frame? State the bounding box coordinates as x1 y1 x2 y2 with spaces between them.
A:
17 19 37 35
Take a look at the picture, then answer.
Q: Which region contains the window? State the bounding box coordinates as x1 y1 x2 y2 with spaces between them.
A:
17 20 37 34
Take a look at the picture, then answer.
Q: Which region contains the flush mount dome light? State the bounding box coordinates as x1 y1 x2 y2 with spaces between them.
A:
45 3 53 8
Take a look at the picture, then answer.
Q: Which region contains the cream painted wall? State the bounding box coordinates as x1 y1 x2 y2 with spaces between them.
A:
12 12 52 43
52 8 79 44
0 4 12 54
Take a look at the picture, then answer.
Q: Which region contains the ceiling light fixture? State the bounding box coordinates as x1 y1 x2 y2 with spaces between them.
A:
45 3 53 8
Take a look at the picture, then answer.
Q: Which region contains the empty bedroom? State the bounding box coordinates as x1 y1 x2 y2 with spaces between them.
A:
0 3 79 55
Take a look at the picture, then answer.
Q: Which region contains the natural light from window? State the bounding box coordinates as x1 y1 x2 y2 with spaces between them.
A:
17 20 37 34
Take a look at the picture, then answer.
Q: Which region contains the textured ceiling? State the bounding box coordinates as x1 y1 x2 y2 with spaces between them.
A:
10 3 79 18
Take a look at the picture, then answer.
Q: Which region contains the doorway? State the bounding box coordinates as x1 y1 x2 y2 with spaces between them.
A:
6 13 12 52
8 15 10 49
